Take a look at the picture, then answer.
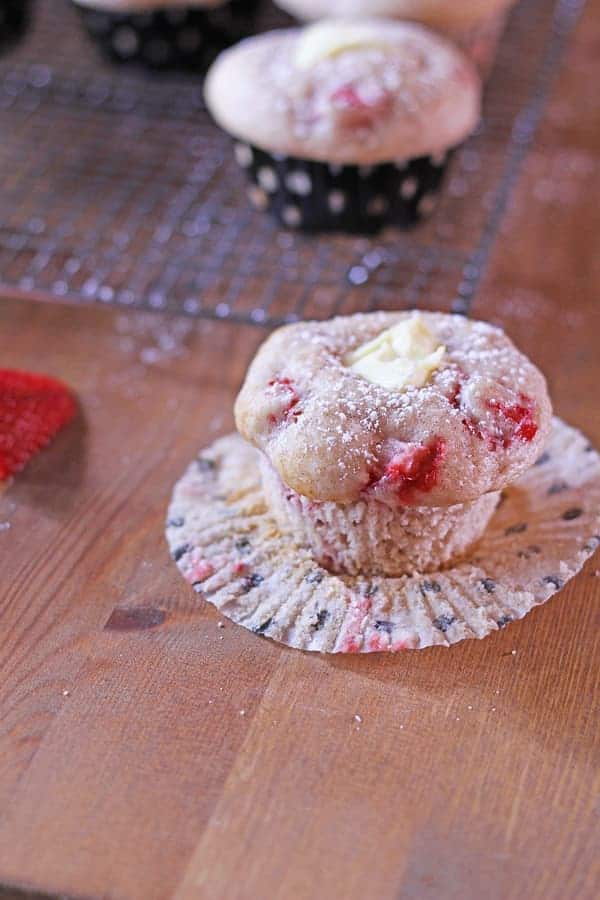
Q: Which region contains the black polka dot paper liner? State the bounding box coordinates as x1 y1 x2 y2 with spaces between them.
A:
73 1 260 71
0 0 32 53
234 142 449 234
166 419 600 653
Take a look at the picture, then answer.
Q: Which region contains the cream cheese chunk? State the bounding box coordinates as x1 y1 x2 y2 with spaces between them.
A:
345 314 446 391
295 21 390 69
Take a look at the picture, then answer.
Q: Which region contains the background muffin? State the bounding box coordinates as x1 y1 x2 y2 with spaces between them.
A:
273 0 518 76
0 0 33 53
205 20 481 232
72 0 261 70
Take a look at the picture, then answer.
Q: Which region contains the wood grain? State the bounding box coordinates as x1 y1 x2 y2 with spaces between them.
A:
0 3 599 899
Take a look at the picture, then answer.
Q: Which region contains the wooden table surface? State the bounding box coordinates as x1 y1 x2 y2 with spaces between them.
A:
1 6 600 900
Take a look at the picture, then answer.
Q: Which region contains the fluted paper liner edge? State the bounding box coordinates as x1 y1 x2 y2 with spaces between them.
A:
166 418 600 653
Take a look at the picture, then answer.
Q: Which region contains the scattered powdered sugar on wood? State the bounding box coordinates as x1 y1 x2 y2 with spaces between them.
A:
114 313 195 367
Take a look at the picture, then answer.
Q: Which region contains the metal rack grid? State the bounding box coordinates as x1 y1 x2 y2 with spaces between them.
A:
0 0 586 327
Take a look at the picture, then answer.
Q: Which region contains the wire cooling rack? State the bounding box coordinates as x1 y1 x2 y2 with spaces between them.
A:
0 0 586 326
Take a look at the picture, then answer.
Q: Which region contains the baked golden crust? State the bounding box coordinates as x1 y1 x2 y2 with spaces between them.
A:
234 311 552 507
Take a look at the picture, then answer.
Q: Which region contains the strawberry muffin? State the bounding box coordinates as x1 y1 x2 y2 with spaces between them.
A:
72 0 260 70
273 0 518 76
235 311 552 576
204 20 481 232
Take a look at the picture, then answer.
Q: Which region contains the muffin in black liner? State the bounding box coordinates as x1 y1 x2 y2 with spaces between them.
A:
205 21 481 234
234 141 449 233
273 0 516 80
73 1 261 71
0 0 32 53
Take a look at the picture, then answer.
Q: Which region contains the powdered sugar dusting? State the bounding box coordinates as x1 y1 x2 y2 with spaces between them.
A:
114 313 195 367
235 311 552 506
207 22 480 164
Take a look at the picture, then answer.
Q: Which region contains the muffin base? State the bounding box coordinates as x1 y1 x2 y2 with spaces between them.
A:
73 0 260 71
0 0 31 52
233 142 449 234
166 419 600 653
260 456 499 577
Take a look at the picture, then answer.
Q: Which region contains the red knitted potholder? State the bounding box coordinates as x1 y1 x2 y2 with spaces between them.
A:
0 370 76 480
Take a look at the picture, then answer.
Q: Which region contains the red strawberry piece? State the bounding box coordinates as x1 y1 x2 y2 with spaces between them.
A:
337 595 372 653
367 633 386 652
186 560 215 583
330 83 392 129
331 85 368 110
368 438 446 504
486 396 538 447
0 369 76 480
449 377 487 440
384 439 446 502
267 377 301 426
450 379 537 450
448 379 463 410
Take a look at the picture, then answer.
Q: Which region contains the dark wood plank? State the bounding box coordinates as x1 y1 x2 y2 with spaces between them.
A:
0 302 270 898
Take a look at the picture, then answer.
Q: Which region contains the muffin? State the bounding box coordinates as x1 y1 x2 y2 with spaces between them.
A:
167 311 600 652
72 0 261 70
234 311 552 576
273 0 518 76
0 0 32 53
204 20 481 233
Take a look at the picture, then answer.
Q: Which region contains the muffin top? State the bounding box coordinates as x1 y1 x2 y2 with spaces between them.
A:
204 21 480 165
274 1 516 31
234 311 552 507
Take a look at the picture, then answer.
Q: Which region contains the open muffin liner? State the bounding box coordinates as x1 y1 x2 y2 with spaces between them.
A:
233 141 450 234
73 0 260 71
166 418 600 653
0 0 32 52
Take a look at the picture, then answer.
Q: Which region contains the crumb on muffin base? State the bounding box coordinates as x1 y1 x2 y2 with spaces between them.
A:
260 455 500 577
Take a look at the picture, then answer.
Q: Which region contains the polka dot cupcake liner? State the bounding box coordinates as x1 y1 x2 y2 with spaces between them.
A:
234 142 450 234
0 0 32 52
166 418 600 653
73 0 261 71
